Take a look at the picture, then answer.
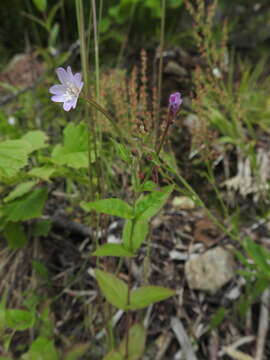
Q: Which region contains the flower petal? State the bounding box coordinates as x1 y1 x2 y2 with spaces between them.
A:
51 94 66 102
56 67 70 85
63 101 73 111
49 84 66 95
74 73 82 88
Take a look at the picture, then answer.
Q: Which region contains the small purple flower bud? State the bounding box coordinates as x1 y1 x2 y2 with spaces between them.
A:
169 92 182 115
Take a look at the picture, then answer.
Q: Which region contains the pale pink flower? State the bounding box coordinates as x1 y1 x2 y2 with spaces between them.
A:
49 66 83 111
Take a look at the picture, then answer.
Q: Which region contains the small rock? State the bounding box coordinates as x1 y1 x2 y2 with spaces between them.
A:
172 196 195 210
185 247 235 293
164 61 188 77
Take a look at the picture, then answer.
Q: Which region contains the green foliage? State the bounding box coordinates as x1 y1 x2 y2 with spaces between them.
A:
32 0 47 12
0 139 29 179
123 219 149 251
3 181 37 203
52 122 90 169
2 187 48 222
81 198 134 219
92 243 134 257
129 286 175 310
3 222 27 249
22 336 59 360
95 270 175 311
3 309 35 331
134 185 174 220
95 269 128 310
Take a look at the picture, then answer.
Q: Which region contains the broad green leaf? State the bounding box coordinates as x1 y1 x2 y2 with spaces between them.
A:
32 0 47 12
3 187 48 222
139 180 157 192
32 220 52 237
22 336 59 360
4 181 37 203
3 222 27 249
63 343 90 360
51 123 89 169
29 166 55 181
134 185 174 220
0 140 29 179
0 357 13 360
95 269 128 310
118 324 146 360
129 286 175 310
103 351 123 360
92 243 134 257
5 309 35 331
123 219 149 251
81 199 133 219
22 130 48 153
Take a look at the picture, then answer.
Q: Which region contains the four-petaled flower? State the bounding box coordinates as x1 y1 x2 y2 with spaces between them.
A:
49 66 84 111
169 92 182 115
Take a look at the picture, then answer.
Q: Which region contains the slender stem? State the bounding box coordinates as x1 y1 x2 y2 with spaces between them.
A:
82 96 125 143
156 112 172 156
155 0 166 150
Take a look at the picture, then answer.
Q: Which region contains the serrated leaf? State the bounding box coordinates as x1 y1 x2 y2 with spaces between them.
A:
81 199 133 219
22 130 48 153
3 222 27 249
134 185 174 220
3 187 48 221
123 219 149 251
129 286 175 310
92 243 134 257
29 165 55 181
23 336 59 360
111 139 132 163
5 309 35 331
4 181 37 203
0 139 29 179
95 269 128 310
51 123 89 169
32 0 47 12
118 324 146 360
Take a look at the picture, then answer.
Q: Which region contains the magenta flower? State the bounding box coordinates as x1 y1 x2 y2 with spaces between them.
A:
49 66 84 111
169 92 182 115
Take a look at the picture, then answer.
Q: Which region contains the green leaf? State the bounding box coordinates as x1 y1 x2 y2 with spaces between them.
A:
28 165 55 181
244 237 270 277
209 307 226 330
22 336 59 360
92 244 134 257
123 219 149 251
118 324 146 360
3 222 27 249
3 187 48 221
129 286 175 310
103 351 123 360
134 185 174 220
0 139 29 179
4 181 37 203
22 130 48 153
32 220 52 237
95 269 128 310
32 0 47 12
51 123 89 169
31 260 49 281
5 309 35 330
139 180 157 192
63 343 90 360
81 199 133 219
111 139 132 163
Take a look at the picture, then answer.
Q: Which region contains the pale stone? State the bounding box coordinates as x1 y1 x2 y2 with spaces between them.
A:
185 247 235 293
